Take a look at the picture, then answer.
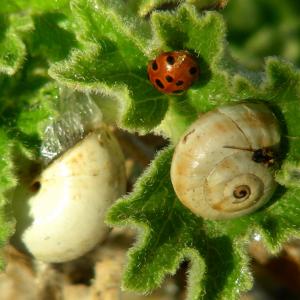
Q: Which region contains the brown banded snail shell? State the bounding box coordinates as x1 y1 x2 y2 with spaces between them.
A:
170 103 281 220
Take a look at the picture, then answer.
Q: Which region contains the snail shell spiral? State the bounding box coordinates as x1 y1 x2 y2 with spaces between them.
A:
170 103 281 220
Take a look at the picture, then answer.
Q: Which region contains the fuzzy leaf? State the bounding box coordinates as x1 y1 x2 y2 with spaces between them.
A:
1 0 299 299
107 148 254 300
230 58 300 186
151 6 232 139
0 130 17 270
127 0 228 17
0 0 76 268
50 0 168 132
0 0 70 14
0 67 59 268
108 146 300 299
0 0 78 267
27 12 78 62
0 0 76 75
105 4 300 300
0 15 26 75
127 0 181 17
17 82 59 139
50 1 232 135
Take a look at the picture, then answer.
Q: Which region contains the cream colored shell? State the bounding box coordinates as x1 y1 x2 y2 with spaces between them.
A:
12 128 126 263
171 103 281 220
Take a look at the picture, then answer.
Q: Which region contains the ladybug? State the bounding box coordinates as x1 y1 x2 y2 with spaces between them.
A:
147 50 200 94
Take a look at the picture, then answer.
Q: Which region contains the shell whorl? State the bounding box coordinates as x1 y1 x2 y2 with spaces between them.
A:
171 103 280 220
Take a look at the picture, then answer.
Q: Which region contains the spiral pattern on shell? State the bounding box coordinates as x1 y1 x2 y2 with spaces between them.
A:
171 103 281 220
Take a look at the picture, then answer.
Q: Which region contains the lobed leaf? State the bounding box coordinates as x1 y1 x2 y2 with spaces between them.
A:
230 58 300 184
108 141 300 299
105 3 300 300
127 0 229 17
0 70 60 268
50 0 169 132
0 0 76 268
27 12 78 62
50 2 234 136
1 0 300 298
151 6 232 140
0 15 26 75
0 0 70 14
0 130 18 269
107 148 254 300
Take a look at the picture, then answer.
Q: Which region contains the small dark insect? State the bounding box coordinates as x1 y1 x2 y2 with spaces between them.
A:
252 148 275 165
147 50 200 94
223 145 276 167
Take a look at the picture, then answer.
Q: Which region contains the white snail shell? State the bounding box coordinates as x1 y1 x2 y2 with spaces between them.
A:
12 127 126 262
171 103 281 220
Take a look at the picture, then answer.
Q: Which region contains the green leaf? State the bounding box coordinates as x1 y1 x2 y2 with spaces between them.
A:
126 0 179 17
1 0 299 298
0 0 70 14
0 0 75 74
127 0 228 17
17 82 59 138
0 57 59 142
50 0 168 132
0 68 59 268
0 130 17 269
0 0 75 268
27 12 78 62
50 2 233 135
108 145 300 299
107 148 255 300
151 5 231 138
230 58 300 184
103 4 300 300
0 15 26 75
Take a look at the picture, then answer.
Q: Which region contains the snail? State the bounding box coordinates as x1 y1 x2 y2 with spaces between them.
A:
170 103 281 220
12 127 126 263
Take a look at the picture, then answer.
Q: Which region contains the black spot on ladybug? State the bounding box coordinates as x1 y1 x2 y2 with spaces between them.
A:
155 79 165 89
176 80 184 86
165 75 173 82
166 55 175 65
173 89 184 94
189 67 197 75
152 61 158 70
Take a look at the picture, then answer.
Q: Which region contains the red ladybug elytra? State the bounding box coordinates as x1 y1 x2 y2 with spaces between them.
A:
147 50 200 94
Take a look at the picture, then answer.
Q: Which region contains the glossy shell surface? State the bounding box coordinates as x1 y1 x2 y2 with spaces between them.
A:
13 128 126 262
171 103 281 220
147 50 200 94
